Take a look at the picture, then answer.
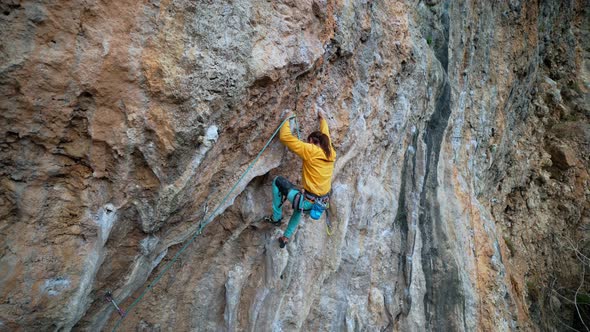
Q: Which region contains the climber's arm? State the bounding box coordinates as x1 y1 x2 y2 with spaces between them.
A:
319 114 330 139
280 118 311 160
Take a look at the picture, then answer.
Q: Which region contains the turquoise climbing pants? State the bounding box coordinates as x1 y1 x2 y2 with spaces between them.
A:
272 176 314 238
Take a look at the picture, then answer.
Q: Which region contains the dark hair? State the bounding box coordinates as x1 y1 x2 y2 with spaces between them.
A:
307 131 332 159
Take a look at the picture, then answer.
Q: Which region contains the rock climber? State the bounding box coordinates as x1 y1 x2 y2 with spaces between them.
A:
264 111 336 248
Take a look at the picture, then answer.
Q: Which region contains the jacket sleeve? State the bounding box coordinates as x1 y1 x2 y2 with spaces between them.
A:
280 119 311 160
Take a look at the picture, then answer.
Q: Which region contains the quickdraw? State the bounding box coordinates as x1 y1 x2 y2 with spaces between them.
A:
105 291 125 317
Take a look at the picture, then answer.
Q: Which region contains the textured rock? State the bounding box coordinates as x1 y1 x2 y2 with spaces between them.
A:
0 0 588 331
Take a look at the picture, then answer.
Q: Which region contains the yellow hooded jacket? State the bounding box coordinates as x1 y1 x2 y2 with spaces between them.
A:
279 118 336 196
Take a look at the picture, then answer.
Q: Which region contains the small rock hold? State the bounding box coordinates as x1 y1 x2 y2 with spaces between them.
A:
546 142 577 170
25 4 47 23
206 125 219 142
312 1 327 20
105 203 115 214
550 294 561 311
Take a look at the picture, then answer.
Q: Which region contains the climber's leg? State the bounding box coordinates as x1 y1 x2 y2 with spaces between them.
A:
271 176 295 222
282 190 313 239
283 208 302 239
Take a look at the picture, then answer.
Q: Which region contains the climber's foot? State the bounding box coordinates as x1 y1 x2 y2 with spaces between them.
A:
278 236 289 248
262 216 282 226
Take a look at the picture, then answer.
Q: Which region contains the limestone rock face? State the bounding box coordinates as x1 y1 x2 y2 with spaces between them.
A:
0 0 588 331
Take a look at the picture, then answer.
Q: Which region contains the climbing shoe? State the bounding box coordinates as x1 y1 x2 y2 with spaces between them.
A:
263 216 282 226
278 236 289 248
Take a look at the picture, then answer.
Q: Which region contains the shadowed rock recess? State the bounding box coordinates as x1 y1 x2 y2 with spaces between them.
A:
1 0 588 331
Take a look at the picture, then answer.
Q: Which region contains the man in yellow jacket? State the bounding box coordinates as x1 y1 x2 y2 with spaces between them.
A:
264 112 336 248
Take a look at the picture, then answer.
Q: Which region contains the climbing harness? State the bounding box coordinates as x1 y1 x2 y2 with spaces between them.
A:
303 191 332 235
292 189 332 235
291 190 308 212
111 115 300 331
304 192 330 221
304 191 330 203
105 291 125 317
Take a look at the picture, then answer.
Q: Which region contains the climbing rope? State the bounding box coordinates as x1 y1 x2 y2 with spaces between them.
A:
111 115 299 331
